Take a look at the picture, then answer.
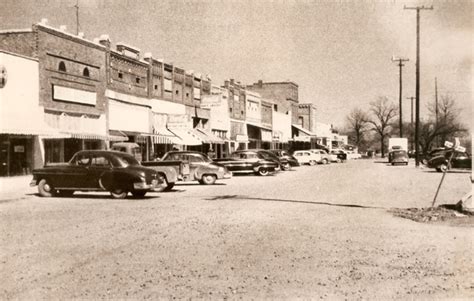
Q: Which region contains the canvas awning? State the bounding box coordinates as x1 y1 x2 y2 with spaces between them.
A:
193 128 225 144
292 124 315 136
147 127 182 144
168 128 202 146
108 130 129 142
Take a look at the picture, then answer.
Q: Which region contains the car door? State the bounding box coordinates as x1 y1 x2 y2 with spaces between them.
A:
86 154 113 189
57 152 90 188
452 152 471 169
187 153 207 179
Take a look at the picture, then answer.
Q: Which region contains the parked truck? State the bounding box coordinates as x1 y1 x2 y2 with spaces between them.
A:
388 138 409 164
111 142 189 191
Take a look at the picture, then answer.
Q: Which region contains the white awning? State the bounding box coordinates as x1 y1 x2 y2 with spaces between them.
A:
168 128 202 146
292 124 315 136
148 128 182 145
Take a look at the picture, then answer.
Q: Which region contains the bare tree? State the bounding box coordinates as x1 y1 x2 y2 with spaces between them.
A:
418 95 467 154
345 108 369 149
368 97 398 157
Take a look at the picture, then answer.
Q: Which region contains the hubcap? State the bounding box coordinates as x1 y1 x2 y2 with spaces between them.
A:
44 183 51 192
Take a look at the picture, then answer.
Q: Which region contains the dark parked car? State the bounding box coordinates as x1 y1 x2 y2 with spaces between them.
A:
269 149 300 167
30 150 163 199
253 149 291 171
330 150 347 162
421 148 447 165
427 151 472 172
161 151 232 184
388 149 409 165
215 150 280 176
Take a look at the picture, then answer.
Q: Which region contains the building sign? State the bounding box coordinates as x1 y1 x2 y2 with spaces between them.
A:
200 95 221 109
53 85 96 106
0 65 7 88
14 145 24 153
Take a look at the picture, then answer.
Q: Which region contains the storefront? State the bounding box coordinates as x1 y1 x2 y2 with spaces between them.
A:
230 119 248 152
0 51 67 175
108 97 151 160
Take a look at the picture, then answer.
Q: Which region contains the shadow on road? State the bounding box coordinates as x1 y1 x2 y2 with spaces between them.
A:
205 195 382 209
422 170 471 174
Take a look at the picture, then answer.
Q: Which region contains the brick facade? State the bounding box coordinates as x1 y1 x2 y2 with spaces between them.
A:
246 80 299 119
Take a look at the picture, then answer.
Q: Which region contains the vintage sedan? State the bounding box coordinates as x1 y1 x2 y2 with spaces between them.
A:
269 149 300 167
252 149 291 171
30 150 163 199
292 150 320 166
388 149 409 165
427 151 472 172
214 150 280 176
161 151 232 184
330 150 347 162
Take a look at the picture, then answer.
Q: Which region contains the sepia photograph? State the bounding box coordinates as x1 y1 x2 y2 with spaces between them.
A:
0 0 472 299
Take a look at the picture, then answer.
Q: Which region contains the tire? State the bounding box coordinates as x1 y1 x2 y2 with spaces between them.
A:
322 159 328 165
57 190 74 197
336 158 342 163
110 188 128 199
154 177 168 192
439 164 448 173
391 162 395 166
201 174 217 185
164 183 175 191
282 163 291 171
38 178 55 197
308 160 316 166
258 168 269 176
131 191 147 198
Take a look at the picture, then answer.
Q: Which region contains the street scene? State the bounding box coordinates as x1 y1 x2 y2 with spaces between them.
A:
0 0 472 300
1 160 472 299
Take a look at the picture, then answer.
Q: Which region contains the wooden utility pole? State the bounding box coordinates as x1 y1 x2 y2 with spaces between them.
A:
392 56 409 138
404 5 433 167
75 0 80 35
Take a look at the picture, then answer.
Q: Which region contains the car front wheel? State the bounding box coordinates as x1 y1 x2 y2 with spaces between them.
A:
282 163 291 171
38 178 55 197
322 159 328 164
258 168 269 176
308 160 316 166
439 163 448 173
110 188 128 199
201 174 217 185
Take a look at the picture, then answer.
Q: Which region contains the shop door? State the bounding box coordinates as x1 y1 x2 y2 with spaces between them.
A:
10 139 27 175
0 140 9 176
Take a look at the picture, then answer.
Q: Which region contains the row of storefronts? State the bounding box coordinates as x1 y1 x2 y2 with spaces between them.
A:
0 21 344 177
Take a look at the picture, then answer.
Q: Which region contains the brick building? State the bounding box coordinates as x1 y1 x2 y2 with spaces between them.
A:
0 21 118 168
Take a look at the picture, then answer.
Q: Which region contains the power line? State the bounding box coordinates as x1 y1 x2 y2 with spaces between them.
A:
74 0 80 35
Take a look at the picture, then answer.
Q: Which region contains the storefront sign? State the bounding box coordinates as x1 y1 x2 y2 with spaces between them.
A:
53 85 96 106
14 145 24 153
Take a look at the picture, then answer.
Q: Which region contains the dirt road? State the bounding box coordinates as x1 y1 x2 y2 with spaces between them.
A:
1 159 472 299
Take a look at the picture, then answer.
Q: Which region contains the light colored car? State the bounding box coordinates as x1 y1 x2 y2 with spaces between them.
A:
309 149 331 164
292 150 320 166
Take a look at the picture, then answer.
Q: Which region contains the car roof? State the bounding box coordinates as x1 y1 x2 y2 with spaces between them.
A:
165 151 205 155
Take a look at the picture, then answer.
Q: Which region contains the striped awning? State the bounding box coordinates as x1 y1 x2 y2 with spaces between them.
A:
193 128 225 144
168 128 202 146
148 128 182 144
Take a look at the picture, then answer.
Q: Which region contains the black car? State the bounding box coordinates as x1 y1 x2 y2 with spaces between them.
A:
215 150 280 176
427 151 472 172
329 150 347 162
256 149 291 171
30 150 163 199
269 149 300 167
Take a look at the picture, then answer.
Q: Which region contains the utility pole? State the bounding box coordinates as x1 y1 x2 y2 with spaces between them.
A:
407 96 415 151
392 56 409 138
404 5 433 167
435 77 439 147
74 0 80 35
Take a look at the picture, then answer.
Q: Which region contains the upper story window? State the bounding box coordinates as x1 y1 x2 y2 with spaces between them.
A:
58 61 66 72
136 77 140 84
83 67 90 77
273 104 278 111
118 72 123 79
298 116 304 127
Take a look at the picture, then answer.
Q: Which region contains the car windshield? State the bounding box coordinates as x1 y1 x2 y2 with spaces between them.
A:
231 152 263 160
114 153 140 167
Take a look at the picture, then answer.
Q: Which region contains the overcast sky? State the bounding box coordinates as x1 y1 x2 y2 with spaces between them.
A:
1 0 472 129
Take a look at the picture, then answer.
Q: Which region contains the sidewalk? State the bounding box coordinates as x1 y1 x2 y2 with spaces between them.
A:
0 175 37 201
